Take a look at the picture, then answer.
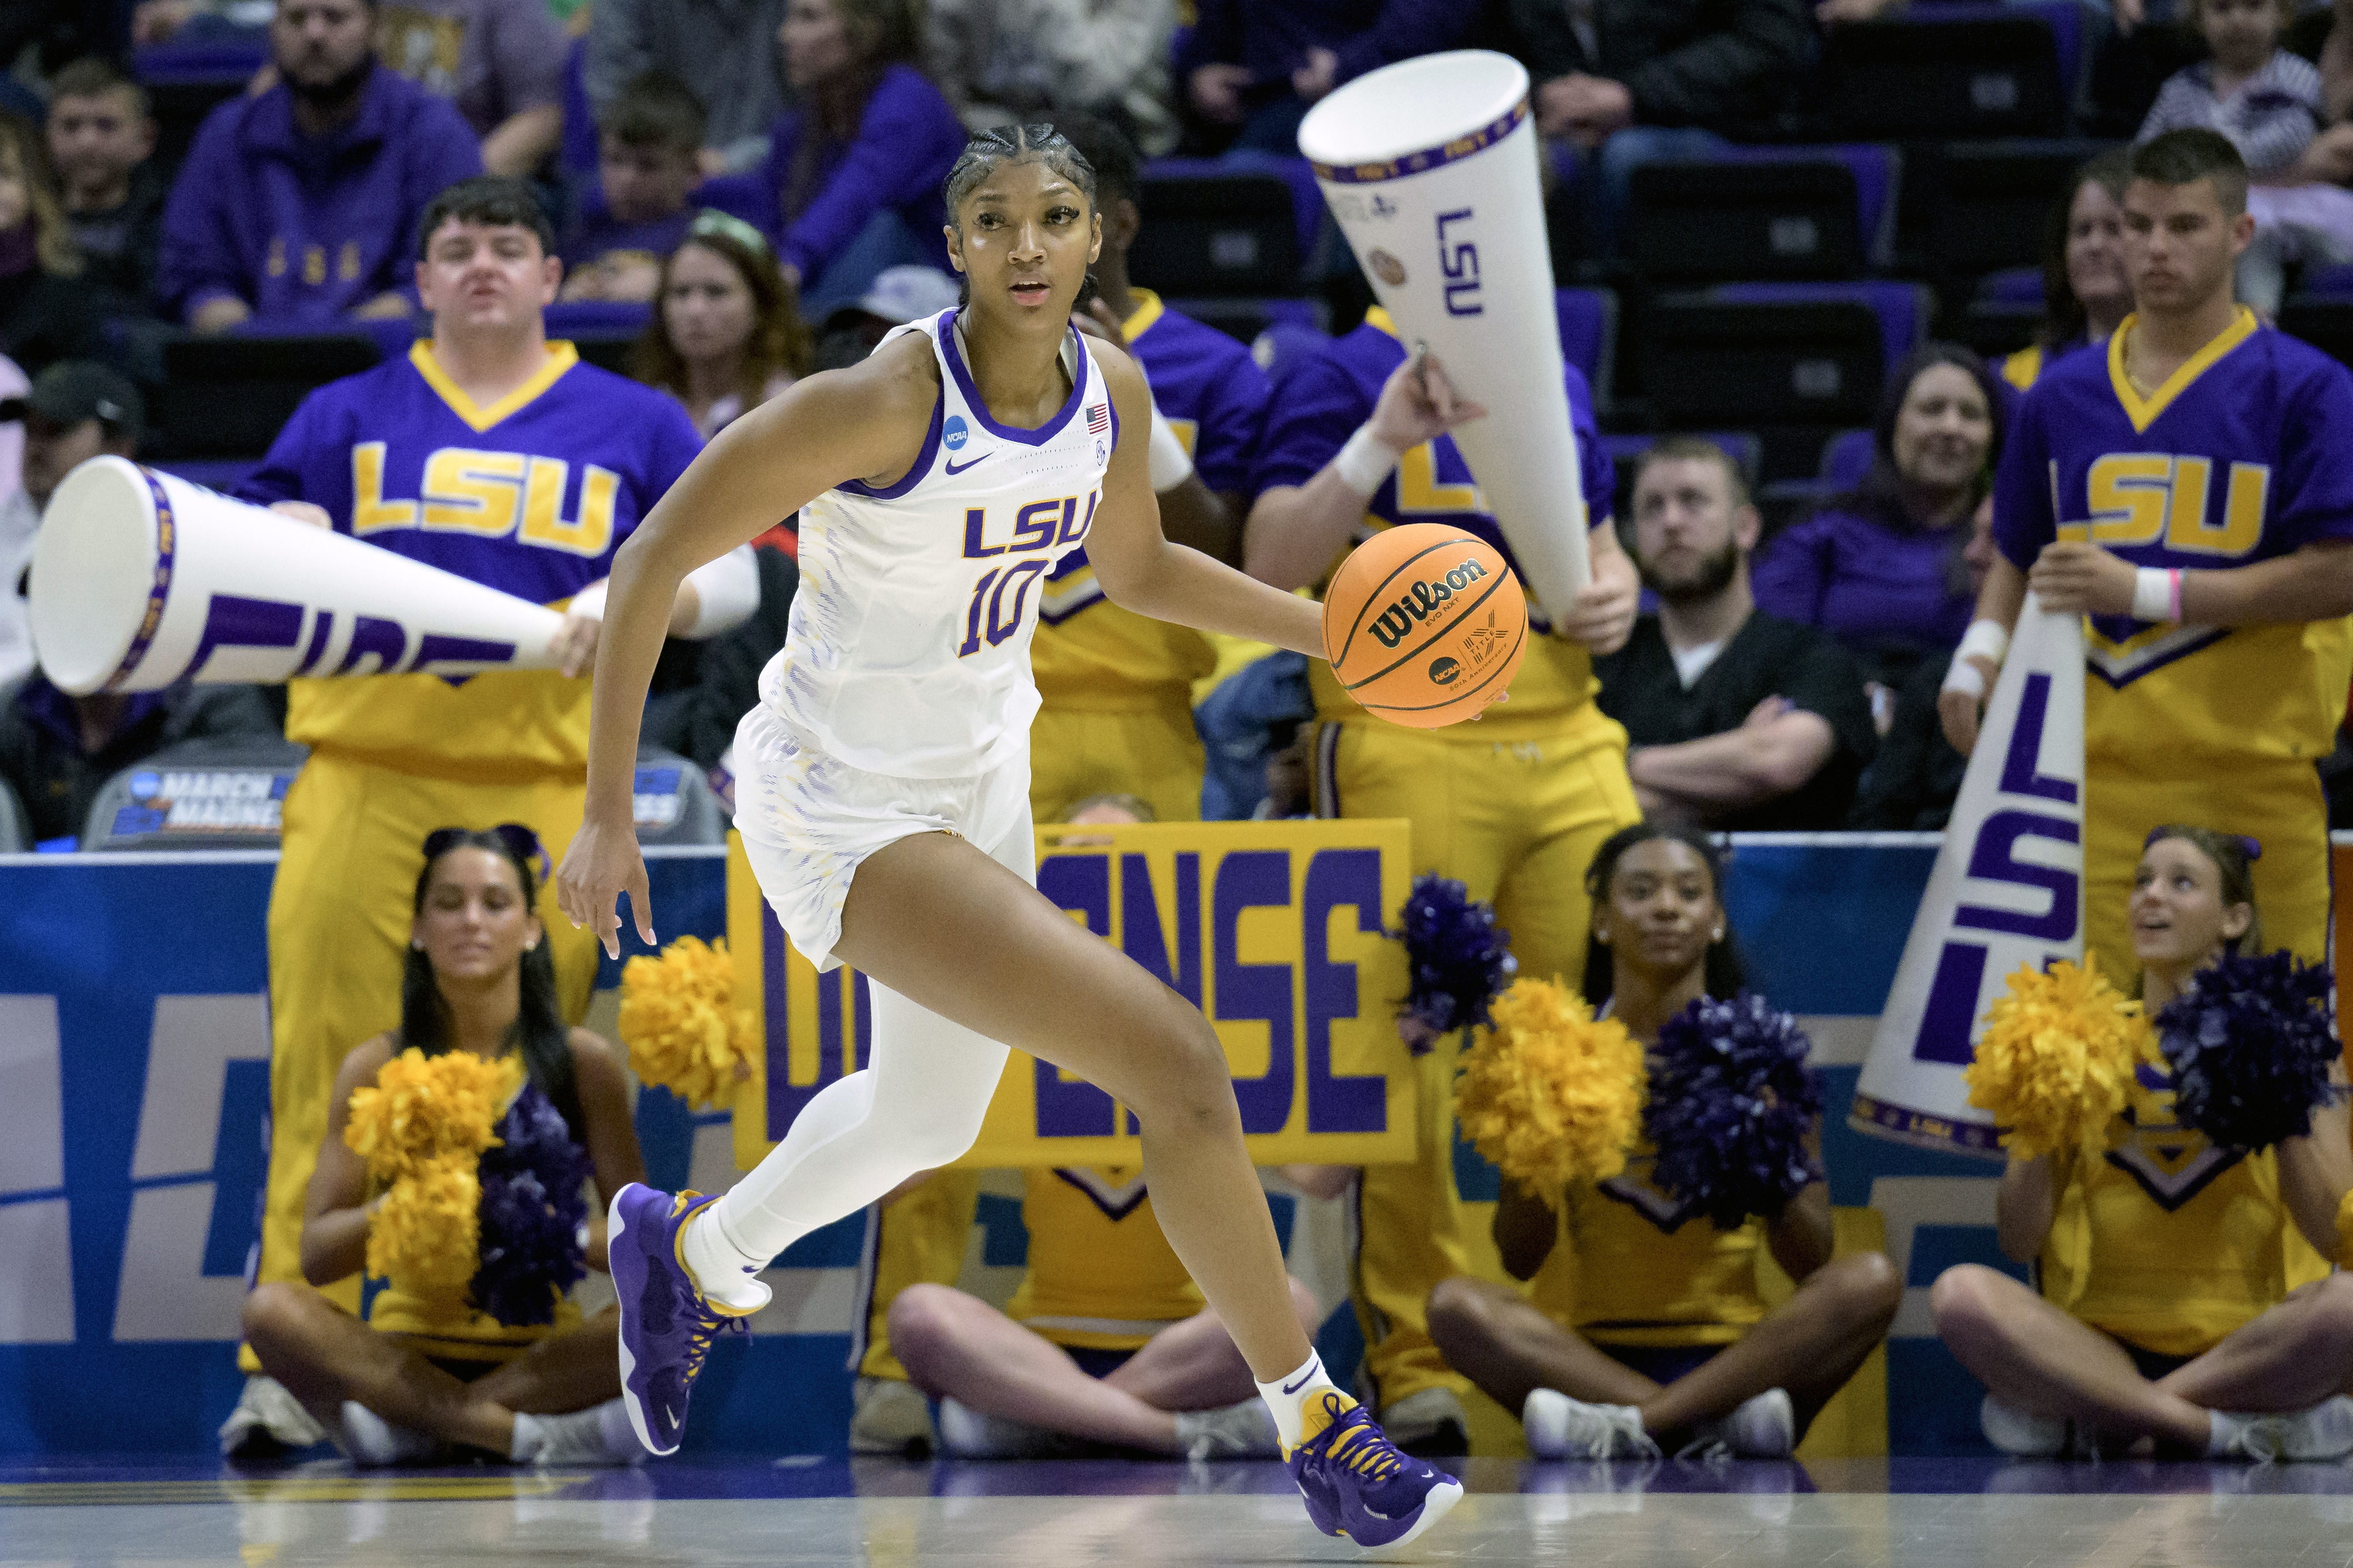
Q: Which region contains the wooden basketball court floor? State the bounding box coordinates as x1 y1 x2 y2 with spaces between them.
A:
8 1456 2353 1566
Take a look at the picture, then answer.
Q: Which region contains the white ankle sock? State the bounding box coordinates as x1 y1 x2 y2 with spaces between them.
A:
509 1412 548 1462
339 1402 434 1466
2207 1410 2254 1457
679 1203 772 1312
1255 1351 1344 1450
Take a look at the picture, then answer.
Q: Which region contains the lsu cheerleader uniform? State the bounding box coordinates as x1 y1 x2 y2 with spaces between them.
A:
234 342 702 1329
2000 331 2102 394
853 291 1271 1399
1991 309 2353 978
2040 1063 2329 1365
1253 307 1639 1424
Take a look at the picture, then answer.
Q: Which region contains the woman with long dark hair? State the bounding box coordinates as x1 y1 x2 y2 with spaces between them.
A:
558 124 1462 1547
1752 343 2007 697
241 827 648 1466
1932 827 2353 1461
2002 149 2133 392
630 213 816 439
1426 822 1900 1460
753 0 968 305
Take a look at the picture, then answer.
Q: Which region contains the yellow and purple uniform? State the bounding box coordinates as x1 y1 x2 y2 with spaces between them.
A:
853 294 1270 1388
1004 1166 1205 1350
1254 307 1639 1409
1530 1153 1770 1350
234 341 701 1330
2041 1063 2329 1357
1991 310 2353 979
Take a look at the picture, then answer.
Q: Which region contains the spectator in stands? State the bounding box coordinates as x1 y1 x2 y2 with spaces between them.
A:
1176 0 1480 155
0 362 143 692
1752 344 2006 699
1428 824 1900 1461
2141 0 2353 310
375 0 568 179
1498 0 1813 259
884 792 1322 1462
215 176 756 1457
586 0 792 174
812 260 959 369
746 0 967 303
1931 828 2353 1462
928 0 1180 156
0 672 280 846
158 0 484 333
628 213 813 439
562 73 717 304
47 59 165 313
1598 438 1878 831
0 111 103 370
2004 150 2133 392
240 827 647 1466
2286 0 2353 124
1847 500 1996 829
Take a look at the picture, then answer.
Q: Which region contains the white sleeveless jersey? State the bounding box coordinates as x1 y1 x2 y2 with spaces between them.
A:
760 309 1116 778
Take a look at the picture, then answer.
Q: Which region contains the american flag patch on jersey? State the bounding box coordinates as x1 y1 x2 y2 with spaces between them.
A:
1086 402 1109 434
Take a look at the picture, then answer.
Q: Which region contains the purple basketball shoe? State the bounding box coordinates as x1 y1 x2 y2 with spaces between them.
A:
608 1184 757 1456
1284 1391 1464 1549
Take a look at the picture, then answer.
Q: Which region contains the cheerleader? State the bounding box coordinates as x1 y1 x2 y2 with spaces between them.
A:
241 827 647 1466
1931 825 2353 1460
1426 823 1901 1458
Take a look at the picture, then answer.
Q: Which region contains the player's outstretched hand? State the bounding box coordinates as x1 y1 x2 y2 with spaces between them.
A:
1370 351 1489 453
559 815 654 960
2026 540 2134 617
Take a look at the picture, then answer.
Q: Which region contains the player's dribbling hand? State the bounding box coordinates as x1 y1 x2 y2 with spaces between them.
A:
2026 540 2135 617
558 816 655 960
1370 351 1488 452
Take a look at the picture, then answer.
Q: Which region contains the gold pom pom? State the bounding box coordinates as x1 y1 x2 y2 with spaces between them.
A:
344 1047 518 1180
1456 977 1646 1203
367 1153 481 1298
1965 956 2156 1160
620 936 757 1111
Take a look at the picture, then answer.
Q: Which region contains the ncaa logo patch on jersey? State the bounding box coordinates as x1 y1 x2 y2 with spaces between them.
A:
944 414 970 451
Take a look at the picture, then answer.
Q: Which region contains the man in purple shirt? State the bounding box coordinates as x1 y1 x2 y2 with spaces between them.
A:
157 0 484 333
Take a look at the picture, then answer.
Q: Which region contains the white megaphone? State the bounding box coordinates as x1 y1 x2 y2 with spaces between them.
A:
29 457 569 695
1299 50 1591 618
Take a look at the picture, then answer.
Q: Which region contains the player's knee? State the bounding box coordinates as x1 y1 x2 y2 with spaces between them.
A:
240 1282 306 1358
1424 1275 1496 1359
894 1100 990 1171
885 1285 967 1382
1928 1264 2000 1347
1134 1011 1240 1134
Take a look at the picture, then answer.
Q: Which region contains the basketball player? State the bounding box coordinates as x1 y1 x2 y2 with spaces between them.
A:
1241 306 1639 1452
843 115 1274 1453
557 127 1462 1548
1931 827 2353 1461
225 177 757 1447
1941 129 2353 981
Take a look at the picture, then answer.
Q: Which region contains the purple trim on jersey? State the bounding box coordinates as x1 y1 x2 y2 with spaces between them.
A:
2087 626 2230 688
937 308 1090 447
1309 98 1529 185
102 466 182 693
838 378 944 500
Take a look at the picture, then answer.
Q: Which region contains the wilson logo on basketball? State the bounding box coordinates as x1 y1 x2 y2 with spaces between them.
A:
1427 655 1462 685
1367 557 1488 649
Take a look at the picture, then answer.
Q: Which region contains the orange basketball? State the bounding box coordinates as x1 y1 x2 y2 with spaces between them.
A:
1322 524 1527 728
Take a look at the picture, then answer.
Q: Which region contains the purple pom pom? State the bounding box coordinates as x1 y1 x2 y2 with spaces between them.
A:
472 1084 590 1327
1394 874 1515 1054
2154 951 2341 1152
1645 992 1823 1230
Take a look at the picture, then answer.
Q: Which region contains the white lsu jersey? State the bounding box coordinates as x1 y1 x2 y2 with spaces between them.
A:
761 308 1117 778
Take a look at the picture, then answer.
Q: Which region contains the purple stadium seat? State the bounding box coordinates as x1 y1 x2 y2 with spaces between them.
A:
1555 287 1618 408
547 301 655 338
1140 156 1325 279
132 37 270 82
2298 263 2353 298
1976 266 2046 306
1910 0 2085 94
1709 282 1933 382
1822 10 2069 140
1717 144 1903 270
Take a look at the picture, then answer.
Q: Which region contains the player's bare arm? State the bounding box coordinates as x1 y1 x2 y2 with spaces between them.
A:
1082 343 1322 658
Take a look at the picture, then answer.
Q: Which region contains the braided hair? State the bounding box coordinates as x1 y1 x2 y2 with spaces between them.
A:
942 123 1100 310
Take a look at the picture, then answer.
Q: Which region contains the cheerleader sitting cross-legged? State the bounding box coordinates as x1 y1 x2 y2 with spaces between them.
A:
242 827 650 1467
1426 823 1902 1460
1931 825 2353 1462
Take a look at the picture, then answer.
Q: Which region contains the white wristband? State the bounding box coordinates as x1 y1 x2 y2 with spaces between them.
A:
566 579 607 621
2131 566 2174 623
1332 423 1403 499
1940 653 1988 703
1956 618 2010 666
1147 403 1194 492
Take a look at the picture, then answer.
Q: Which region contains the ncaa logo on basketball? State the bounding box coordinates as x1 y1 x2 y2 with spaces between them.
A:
944 415 970 452
1428 655 1461 685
